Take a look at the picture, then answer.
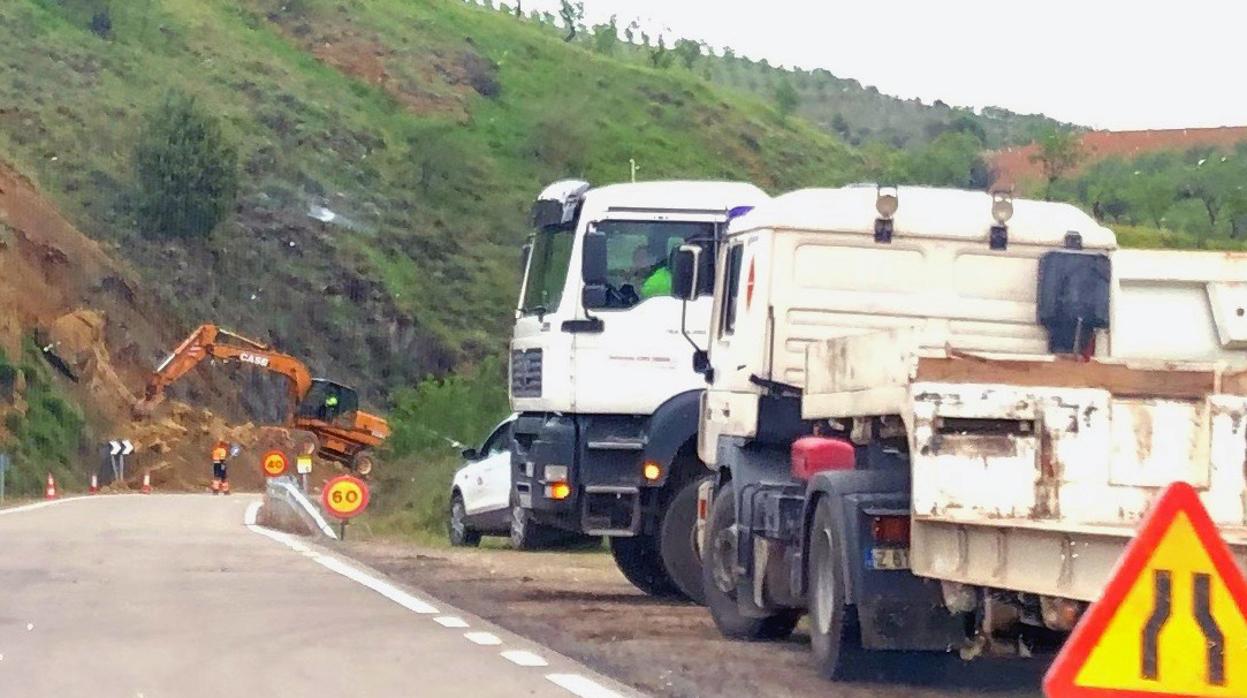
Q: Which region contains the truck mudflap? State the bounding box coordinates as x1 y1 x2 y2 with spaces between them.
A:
805 469 968 652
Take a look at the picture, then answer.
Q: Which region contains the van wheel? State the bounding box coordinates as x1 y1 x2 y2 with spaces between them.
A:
809 496 862 679
703 482 801 640
448 493 481 547
659 475 710 605
610 535 684 599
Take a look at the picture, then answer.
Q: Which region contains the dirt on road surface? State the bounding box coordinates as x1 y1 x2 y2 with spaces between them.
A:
345 540 1047 698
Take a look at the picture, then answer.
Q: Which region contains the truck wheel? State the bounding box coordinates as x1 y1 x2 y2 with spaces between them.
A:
509 498 547 550
809 496 862 679
448 493 481 547
351 452 374 477
659 475 710 605
610 535 684 598
703 482 801 640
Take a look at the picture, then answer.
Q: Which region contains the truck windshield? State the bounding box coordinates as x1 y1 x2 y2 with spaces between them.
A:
598 220 717 309
521 226 574 315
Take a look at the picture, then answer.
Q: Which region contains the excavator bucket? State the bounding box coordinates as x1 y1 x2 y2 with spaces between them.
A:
132 383 165 419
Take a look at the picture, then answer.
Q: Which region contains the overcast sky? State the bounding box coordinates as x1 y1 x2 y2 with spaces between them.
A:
517 0 1245 130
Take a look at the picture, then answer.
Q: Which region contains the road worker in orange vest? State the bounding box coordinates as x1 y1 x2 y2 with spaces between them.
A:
211 440 231 495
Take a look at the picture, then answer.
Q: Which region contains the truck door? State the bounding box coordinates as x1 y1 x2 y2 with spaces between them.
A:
571 218 717 415
701 234 773 460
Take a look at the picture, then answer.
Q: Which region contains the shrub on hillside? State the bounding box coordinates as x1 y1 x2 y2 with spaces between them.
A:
133 91 238 239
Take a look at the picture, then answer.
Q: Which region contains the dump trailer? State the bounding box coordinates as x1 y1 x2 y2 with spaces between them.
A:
671 185 1247 678
510 180 768 601
137 324 390 475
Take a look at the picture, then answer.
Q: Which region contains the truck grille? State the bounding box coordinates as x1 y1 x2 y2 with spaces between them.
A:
510 348 543 398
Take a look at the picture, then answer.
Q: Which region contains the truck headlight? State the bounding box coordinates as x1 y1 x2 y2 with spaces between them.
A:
543 465 568 483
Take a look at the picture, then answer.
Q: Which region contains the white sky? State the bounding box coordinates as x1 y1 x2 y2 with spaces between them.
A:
516 0 1245 130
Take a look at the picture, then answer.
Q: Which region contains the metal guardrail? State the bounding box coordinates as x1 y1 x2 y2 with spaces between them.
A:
264 475 339 540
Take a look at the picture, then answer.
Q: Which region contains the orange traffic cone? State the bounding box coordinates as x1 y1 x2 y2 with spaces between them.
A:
141 472 152 495
89 473 98 494
44 473 58 500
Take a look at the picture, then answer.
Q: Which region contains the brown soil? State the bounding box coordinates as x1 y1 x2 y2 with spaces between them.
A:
344 540 1046 698
990 126 1247 188
282 20 473 121
0 160 345 492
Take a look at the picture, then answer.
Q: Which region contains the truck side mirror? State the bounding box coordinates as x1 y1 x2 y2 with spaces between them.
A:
581 227 608 309
461 448 479 461
520 241 532 276
692 349 714 383
670 245 701 301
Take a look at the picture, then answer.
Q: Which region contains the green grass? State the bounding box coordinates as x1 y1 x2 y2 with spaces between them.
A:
1113 224 1247 251
0 342 89 496
0 0 862 404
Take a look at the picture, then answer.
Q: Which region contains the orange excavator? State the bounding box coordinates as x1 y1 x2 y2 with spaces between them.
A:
134 324 389 476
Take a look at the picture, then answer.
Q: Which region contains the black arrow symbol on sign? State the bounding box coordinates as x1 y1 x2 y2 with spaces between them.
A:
1141 569 1226 687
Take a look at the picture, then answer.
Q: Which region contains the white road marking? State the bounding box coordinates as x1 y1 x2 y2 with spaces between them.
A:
244 501 638 698
464 632 502 646
245 501 440 615
501 650 549 667
434 616 470 628
545 674 627 698
0 496 111 516
312 555 440 614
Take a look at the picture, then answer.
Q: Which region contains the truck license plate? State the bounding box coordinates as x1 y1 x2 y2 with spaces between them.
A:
869 547 910 570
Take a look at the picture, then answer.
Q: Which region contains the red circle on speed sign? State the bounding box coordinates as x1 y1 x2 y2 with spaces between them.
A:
261 450 289 477
321 475 369 519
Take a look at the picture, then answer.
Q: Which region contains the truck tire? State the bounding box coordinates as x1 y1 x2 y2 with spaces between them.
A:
509 497 547 550
610 535 683 598
808 496 862 679
448 492 482 547
703 482 801 640
659 476 710 605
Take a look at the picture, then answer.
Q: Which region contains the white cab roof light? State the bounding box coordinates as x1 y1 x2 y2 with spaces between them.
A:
730 185 1116 249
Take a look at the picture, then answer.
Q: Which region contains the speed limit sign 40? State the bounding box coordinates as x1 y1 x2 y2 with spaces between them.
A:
321 475 370 519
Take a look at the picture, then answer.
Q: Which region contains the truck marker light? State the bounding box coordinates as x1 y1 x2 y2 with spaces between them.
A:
643 462 661 481
543 465 568 483
546 482 571 500
872 515 911 545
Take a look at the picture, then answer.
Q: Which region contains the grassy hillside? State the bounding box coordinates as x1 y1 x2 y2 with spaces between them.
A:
473 4 1074 150
0 0 860 405
703 61 1071 150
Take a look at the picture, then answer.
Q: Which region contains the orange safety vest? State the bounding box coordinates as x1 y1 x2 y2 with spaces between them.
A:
212 446 227 461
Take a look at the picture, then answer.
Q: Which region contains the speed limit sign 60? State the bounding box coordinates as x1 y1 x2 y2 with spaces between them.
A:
321 475 370 519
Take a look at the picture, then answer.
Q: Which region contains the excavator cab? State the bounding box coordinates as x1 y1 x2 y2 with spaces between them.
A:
297 379 359 425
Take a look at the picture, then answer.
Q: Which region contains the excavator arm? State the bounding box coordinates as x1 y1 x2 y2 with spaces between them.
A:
135 324 313 417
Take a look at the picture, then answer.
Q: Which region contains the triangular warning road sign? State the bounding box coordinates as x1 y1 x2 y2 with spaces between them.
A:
1044 482 1247 698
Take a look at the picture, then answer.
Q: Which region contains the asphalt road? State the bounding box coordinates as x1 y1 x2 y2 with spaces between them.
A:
0 494 638 698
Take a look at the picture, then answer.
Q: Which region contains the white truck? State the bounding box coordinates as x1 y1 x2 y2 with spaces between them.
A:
670 185 1247 678
510 179 768 601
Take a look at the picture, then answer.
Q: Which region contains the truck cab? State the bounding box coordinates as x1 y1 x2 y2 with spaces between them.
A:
510 179 768 601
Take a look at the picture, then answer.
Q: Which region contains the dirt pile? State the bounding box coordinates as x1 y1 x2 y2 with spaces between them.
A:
0 160 313 491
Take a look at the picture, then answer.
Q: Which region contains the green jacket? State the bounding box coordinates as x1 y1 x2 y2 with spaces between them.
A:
640 266 672 298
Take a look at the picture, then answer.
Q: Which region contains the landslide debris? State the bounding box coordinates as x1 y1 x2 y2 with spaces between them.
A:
0 161 324 491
